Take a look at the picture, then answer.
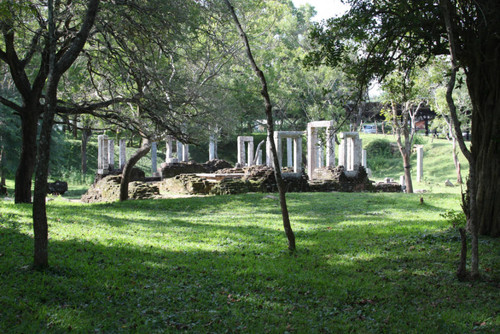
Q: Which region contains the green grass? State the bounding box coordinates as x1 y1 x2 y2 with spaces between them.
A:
1 192 499 333
360 133 469 188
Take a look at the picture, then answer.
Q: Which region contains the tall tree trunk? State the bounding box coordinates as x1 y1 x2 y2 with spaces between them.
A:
467 74 500 238
32 0 100 270
402 152 413 194
32 0 57 270
32 106 54 270
224 0 295 251
15 107 39 203
120 138 151 201
451 136 463 184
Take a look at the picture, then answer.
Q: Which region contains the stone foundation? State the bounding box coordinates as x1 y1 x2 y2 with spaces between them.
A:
309 166 374 192
81 175 159 203
160 165 309 195
160 159 233 179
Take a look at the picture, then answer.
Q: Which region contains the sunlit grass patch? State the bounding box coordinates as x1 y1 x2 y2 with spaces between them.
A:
1 192 498 333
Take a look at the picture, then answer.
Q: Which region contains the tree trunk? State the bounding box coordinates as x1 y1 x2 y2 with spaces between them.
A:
32 107 54 270
224 0 295 251
467 55 500 238
451 136 463 184
15 107 39 203
402 152 414 194
120 138 151 201
32 0 57 270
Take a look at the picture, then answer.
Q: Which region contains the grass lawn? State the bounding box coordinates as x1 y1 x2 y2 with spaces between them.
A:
1 191 499 333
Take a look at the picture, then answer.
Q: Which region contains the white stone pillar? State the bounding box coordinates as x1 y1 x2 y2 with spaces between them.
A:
237 136 245 165
166 137 173 159
338 134 347 168
209 134 216 161
353 137 362 169
247 141 254 166
326 129 335 168
287 137 293 167
307 125 318 177
108 139 115 170
119 139 126 169
274 132 282 168
266 136 272 167
417 145 424 182
98 135 109 174
317 142 324 168
176 141 183 160
182 144 189 162
294 137 302 173
151 142 157 176
362 149 367 168
257 149 263 165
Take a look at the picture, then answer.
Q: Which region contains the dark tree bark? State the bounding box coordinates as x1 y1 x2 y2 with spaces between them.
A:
32 0 100 270
224 0 295 251
14 105 40 203
120 138 151 201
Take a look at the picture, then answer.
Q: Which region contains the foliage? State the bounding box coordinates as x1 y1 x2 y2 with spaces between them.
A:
364 139 394 159
441 210 467 229
0 105 21 177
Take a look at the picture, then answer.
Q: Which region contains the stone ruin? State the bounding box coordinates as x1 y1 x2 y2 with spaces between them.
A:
85 125 401 202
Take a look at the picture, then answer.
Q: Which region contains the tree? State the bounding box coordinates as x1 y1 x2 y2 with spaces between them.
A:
31 0 100 269
306 1 500 279
0 1 130 203
427 58 472 185
223 0 296 251
379 68 427 194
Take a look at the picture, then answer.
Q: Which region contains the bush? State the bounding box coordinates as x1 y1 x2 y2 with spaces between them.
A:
365 139 394 158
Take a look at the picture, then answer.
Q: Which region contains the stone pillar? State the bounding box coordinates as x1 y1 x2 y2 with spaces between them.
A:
166 137 173 160
293 137 302 173
119 139 126 169
108 139 115 170
176 141 183 160
353 137 362 169
247 141 254 167
266 136 272 167
257 149 263 165
317 142 324 168
274 132 282 168
326 128 335 167
237 136 245 166
287 137 293 167
182 144 189 162
165 137 178 164
362 149 367 168
338 134 347 168
417 145 424 182
97 135 109 175
151 142 157 176
209 134 217 161
307 125 318 177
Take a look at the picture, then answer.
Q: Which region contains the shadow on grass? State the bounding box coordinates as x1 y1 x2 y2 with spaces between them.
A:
1 193 499 332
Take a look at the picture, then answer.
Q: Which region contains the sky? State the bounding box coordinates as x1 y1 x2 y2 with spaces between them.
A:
291 0 350 21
